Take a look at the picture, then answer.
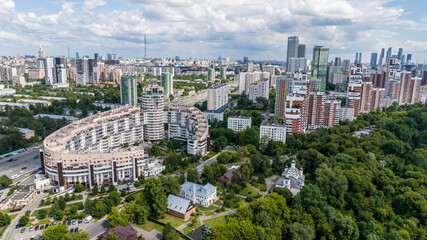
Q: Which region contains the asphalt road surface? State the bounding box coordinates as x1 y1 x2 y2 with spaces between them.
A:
0 147 42 184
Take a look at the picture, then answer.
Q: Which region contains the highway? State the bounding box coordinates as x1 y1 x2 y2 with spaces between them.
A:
0 147 42 184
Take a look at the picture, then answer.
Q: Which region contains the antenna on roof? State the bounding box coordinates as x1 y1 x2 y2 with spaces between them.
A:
144 34 147 59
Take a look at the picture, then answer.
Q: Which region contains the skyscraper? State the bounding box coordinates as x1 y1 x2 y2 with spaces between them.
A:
94 53 98 60
120 76 137 105
334 57 341 66
76 52 79 59
355 53 359 64
312 46 329 91
286 36 299 70
342 60 351 72
378 48 385 66
207 84 229 111
406 54 412 63
38 46 45 59
76 58 99 85
298 44 306 58
54 57 67 84
386 47 392 62
358 53 362 65
43 57 55 85
398 48 403 60
370 53 378 68
243 57 249 63
161 72 174 96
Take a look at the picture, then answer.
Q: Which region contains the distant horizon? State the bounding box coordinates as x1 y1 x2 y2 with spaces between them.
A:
0 0 426 62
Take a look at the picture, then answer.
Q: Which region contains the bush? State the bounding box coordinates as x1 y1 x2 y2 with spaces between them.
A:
18 215 29 226
38 209 48 218
7 185 18 196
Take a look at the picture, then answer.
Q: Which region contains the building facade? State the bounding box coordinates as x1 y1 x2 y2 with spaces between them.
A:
207 84 229 111
227 116 251 132
142 85 165 141
120 76 137 105
260 123 287 144
179 181 217 207
161 73 173 97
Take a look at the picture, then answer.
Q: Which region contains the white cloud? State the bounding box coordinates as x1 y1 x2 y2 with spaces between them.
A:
0 0 425 61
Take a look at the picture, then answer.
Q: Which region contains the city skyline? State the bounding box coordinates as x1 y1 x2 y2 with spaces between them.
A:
0 0 426 62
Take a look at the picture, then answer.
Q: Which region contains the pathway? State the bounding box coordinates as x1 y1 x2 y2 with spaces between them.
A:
132 224 162 240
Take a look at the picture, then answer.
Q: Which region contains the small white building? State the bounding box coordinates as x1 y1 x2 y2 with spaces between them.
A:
275 160 305 195
260 123 286 144
179 181 217 207
227 116 251 132
203 111 224 122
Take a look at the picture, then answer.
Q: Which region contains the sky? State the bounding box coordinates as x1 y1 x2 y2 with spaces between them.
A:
1 0 427 63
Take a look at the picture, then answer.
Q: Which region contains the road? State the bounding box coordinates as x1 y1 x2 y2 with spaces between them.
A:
0 147 42 184
196 152 221 176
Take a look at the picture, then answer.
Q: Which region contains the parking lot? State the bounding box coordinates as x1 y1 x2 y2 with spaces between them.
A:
12 219 93 240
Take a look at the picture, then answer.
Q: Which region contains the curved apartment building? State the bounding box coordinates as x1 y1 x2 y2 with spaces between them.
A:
42 104 210 190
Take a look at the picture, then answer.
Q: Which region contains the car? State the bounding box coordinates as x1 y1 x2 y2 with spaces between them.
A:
20 228 26 233
74 227 78 232
44 223 49 229
30 236 35 240
21 167 27 170
35 225 39 231
78 219 82 224
29 225 34 231
15 223 20 229
40 225 44 230
72 219 76 225
70 228 74 233
7 159 13 162
67 220 71 225
53 221 57 225
63 220 67 225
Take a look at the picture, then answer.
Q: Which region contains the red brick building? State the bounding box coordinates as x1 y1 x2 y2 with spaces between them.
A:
167 195 196 220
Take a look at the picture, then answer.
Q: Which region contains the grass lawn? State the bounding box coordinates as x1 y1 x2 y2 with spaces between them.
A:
213 200 222 206
253 183 267 192
31 208 51 217
198 205 217 212
240 184 259 197
205 212 215 216
10 213 18 220
183 221 202 234
0 209 11 214
135 220 164 232
204 215 227 229
34 218 53 225
157 214 187 228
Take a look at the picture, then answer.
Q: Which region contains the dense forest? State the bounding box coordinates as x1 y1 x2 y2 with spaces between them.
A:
208 103 427 240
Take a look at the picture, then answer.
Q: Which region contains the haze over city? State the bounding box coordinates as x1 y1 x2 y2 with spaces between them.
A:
1 0 427 61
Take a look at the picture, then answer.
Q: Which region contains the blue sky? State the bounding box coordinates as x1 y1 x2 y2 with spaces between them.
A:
1 0 426 62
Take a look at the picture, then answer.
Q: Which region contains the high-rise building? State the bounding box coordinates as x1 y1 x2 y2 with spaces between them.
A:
378 48 385 66
249 78 269 103
287 58 307 72
75 52 79 59
260 123 287 144
220 66 227 79
312 46 329 91
342 60 351 72
307 92 326 129
94 53 98 60
207 68 215 82
43 58 55 85
161 72 173 96
406 54 412 63
355 53 359 64
398 48 403 60
120 76 137 105
334 57 341 67
76 58 98 85
297 44 306 58
286 36 299 70
401 54 406 65
243 57 249 64
142 85 165 141
398 75 421 105
238 72 270 95
207 84 229 111
358 53 362 64
228 116 251 132
386 47 392 62
370 53 378 68
38 46 45 59
274 78 295 119
247 62 254 72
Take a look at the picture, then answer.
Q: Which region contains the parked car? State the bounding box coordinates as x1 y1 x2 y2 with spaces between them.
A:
67 220 71 225
72 219 76 225
15 223 20 229
40 225 44 230
44 224 49 229
78 219 82 224
29 225 33 231
20 228 25 233
63 220 67 225
35 225 39 231
74 227 78 233
70 228 74 233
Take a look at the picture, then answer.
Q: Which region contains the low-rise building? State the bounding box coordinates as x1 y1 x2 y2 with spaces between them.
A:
275 160 305 195
97 224 137 240
18 99 52 107
0 88 16 96
227 116 251 132
18 128 35 139
167 194 196 220
260 122 286 144
203 111 224 122
34 114 79 122
179 181 217 207
216 169 235 184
